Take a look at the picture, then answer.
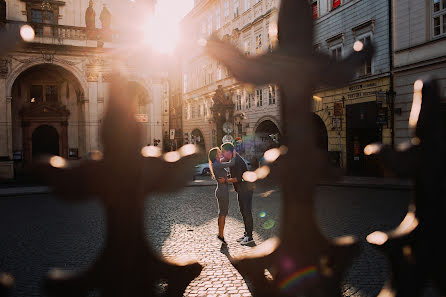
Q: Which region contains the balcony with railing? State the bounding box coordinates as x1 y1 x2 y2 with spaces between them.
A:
0 20 120 47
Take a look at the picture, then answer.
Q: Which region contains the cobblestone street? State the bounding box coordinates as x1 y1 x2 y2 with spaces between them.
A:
0 183 440 296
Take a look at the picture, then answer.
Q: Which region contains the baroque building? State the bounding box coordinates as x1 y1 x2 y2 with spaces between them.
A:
0 0 167 179
392 0 446 145
180 0 281 163
311 0 393 176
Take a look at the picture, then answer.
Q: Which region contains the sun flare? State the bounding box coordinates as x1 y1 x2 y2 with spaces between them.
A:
143 0 194 54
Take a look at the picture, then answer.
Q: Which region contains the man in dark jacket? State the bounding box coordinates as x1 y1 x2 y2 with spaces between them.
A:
219 142 254 245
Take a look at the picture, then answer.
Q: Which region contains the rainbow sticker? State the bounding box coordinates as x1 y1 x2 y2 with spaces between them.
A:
279 266 318 291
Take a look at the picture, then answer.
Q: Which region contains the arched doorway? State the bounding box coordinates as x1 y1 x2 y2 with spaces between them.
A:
10 63 83 163
254 120 281 160
313 114 328 151
191 129 206 154
32 125 59 157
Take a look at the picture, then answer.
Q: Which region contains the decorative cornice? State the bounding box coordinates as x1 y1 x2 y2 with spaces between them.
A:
326 33 345 45
352 19 375 35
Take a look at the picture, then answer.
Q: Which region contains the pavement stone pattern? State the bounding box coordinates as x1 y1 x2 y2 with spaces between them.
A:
0 184 441 296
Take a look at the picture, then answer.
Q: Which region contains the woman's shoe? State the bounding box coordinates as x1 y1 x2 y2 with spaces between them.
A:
217 235 227 244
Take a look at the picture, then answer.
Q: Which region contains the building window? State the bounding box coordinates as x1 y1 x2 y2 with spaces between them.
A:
244 40 251 56
30 85 58 104
236 94 242 110
432 0 446 37
332 0 341 10
234 0 239 18
204 102 208 117
330 45 342 61
245 92 251 109
216 8 221 29
207 15 213 35
357 34 372 76
224 0 229 18
244 0 250 11
256 89 263 107
312 1 318 19
268 85 276 104
255 33 262 55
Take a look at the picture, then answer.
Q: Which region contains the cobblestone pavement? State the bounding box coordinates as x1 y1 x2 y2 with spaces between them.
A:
0 184 440 296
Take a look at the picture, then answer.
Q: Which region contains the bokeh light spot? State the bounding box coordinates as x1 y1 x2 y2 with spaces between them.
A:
89 150 104 161
141 146 162 158
353 41 364 52
20 25 35 42
264 148 281 163
366 231 388 245
259 211 267 218
163 151 181 163
179 144 197 157
243 171 258 183
364 143 382 156
50 156 67 168
255 166 270 179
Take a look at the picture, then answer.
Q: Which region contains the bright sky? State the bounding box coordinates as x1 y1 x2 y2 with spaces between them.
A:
144 0 194 54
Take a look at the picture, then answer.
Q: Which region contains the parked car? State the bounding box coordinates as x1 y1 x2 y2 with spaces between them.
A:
194 163 210 176
194 156 252 177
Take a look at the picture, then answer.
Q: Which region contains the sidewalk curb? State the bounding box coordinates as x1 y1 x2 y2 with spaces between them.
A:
316 182 413 190
0 180 413 197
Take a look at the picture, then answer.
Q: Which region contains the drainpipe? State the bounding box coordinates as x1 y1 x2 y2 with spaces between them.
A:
388 0 395 148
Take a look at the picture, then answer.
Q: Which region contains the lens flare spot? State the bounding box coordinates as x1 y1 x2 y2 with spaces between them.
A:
366 231 388 245
255 166 270 179
163 151 181 163
141 146 162 158
264 148 281 163
50 156 67 168
353 41 364 52
268 23 278 39
263 219 276 230
364 143 382 156
397 140 411 152
243 171 258 182
20 25 35 42
259 211 267 218
179 144 197 157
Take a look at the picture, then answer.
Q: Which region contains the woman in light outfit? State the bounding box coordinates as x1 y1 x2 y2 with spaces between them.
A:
208 147 236 244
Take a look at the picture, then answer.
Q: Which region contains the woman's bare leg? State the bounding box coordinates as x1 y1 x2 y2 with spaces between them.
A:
218 215 226 238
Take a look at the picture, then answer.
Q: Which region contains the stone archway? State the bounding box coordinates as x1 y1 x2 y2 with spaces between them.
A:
254 119 281 159
313 113 328 151
10 63 81 163
191 129 206 155
32 125 59 157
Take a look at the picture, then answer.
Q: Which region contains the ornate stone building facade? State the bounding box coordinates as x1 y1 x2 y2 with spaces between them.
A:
180 0 281 162
392 0 446 146
0 0 167 179
312 0 392 176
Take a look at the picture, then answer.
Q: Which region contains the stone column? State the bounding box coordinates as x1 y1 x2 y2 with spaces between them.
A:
88 80 99 151
0 77 14 178
97 74 104 151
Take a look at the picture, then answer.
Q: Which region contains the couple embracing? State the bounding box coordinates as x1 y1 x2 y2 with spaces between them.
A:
208 142 254 246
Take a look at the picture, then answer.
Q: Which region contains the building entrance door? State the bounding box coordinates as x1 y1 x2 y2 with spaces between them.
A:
32 125 60 157
346 102 381 176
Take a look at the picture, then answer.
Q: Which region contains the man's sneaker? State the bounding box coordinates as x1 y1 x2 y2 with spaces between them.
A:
240 236 254 245
236 236 246 243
